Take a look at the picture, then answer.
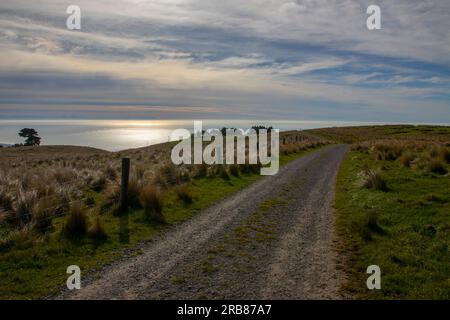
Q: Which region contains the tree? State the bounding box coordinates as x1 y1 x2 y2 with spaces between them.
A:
18 128 41 146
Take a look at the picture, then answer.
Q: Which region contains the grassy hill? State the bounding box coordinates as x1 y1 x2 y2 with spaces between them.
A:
0 131 327 299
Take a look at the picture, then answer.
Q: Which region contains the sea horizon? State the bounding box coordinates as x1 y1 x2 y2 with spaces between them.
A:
1 119 449 151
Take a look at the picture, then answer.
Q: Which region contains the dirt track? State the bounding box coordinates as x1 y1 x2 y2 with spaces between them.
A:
61 144 349 300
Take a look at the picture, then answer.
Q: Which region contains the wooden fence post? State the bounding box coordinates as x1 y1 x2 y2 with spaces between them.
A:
120 158 130 211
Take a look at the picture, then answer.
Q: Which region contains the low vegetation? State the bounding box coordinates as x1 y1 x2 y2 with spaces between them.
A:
0 130 328 299
334 125 450 299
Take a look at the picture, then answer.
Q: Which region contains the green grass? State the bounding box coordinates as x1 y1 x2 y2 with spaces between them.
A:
335 151 450 299
0 145 324 299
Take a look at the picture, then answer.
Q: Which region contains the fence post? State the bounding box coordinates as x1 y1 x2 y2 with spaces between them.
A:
120 158 130 211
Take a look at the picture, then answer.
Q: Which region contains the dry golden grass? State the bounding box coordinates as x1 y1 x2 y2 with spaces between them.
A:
0 131 327 243
140 186 164 223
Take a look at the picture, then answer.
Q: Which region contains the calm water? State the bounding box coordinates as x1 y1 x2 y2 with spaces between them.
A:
0 119 447 151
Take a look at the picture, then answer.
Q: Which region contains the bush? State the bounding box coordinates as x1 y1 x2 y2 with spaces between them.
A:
140 186 165 223
88 217 107 242
63 204 89 239
427 159 447 175
362 169 388 191
175 185 193 204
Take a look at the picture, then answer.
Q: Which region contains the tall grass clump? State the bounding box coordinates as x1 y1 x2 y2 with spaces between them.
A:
427 159 448 175
439 147 450 164
140 186 165 223
88 217 107 242
0 226 34 252
156 164 179 186
194 163 208 178
175 185 193 204
399 151 415 167
32 198 55 234
229 164 240 177
216 165 230 180
353 212 385 242
362 168 388 191
62 204 89 239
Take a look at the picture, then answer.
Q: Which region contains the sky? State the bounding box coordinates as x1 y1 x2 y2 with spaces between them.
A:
0 0 449 122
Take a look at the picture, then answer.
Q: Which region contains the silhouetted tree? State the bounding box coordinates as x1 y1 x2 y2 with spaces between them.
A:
18 128 41 146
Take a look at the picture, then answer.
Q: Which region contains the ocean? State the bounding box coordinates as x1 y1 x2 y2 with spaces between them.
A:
0 119 447 151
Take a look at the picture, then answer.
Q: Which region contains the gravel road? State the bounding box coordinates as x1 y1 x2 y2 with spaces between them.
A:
61 144 349 300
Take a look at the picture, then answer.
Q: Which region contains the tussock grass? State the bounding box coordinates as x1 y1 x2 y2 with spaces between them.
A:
362 168 388 191
336 144 450 299
140 186 165 223
175 185 193 204
62 204 89 240
193 163 208 178
427 159 448 175
229 164 240 177
0 131 328 298
88 217 107 242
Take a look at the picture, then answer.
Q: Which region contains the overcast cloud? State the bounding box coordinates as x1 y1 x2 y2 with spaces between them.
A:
0 0 449 122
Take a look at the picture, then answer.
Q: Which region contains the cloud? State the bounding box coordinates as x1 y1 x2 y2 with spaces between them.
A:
0 0 449 122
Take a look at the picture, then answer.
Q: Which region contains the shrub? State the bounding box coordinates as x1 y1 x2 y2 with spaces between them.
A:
140 186 165 223
175 185 193 204
63 204 88 239
427 159 447 175
88 217 107 241
362 169 388 191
